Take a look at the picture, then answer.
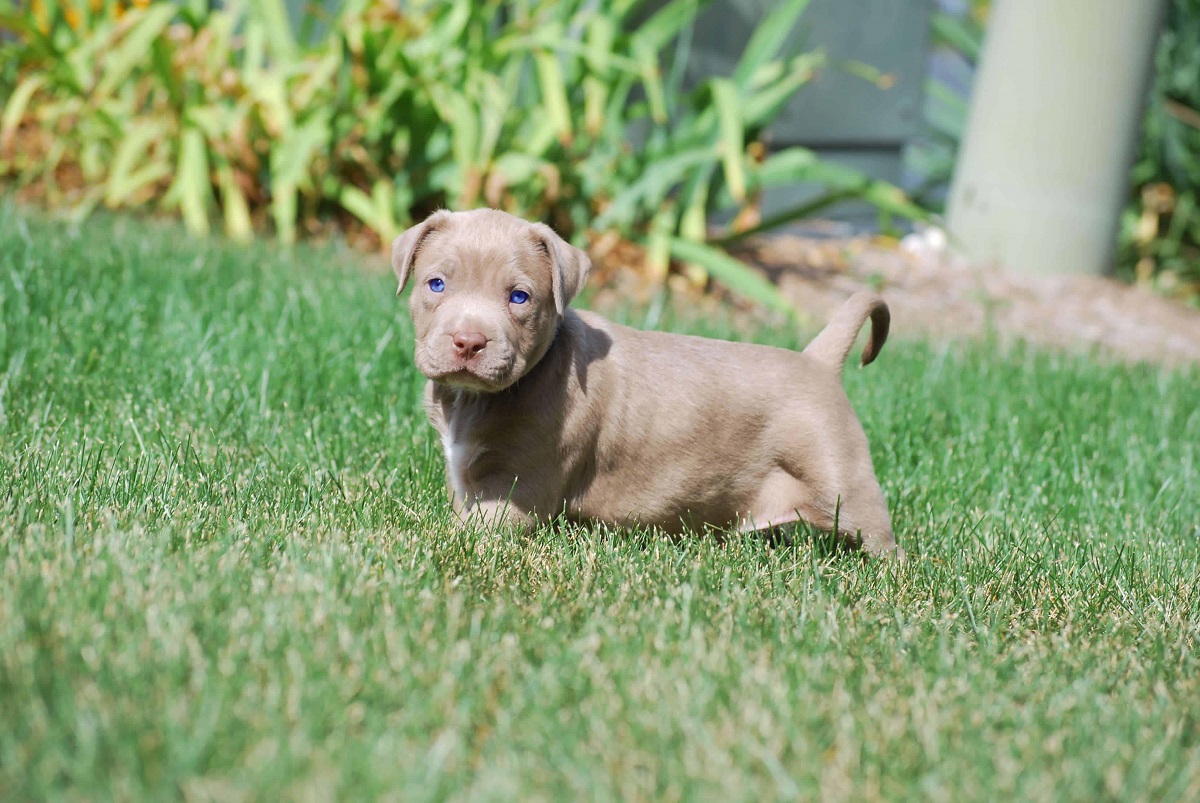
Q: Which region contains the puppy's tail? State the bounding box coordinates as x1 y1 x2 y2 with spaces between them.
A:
803 291 890 374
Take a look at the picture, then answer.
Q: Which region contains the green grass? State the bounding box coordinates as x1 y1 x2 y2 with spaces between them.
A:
1 205 1199 801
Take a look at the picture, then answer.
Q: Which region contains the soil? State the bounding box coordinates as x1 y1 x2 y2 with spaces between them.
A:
738 227 1200 368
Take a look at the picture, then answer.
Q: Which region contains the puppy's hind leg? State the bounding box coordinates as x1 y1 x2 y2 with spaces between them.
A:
744 472 900 558
827 483 901 559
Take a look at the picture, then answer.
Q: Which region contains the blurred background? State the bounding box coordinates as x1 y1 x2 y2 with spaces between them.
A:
1 0 1196 308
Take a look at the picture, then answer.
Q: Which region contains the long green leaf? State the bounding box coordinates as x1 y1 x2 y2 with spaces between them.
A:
270 114 329 188
269 114 329 242
632 0 702 53
406 0 471 58
597 146 713 230
732 147 928 241
752 146 822 186
96 4 176 96
247 71 292 135
667 236 792 314
584 13 617 74
216 162 254 243
710 78 745 202
645 204 678 282
716 191 858 245
477 69 517 169
491 153 550 186
732 0 811 89
0 75 45 151
432 89 479 179
149 37 183 108
172 128 211 236
339 180 398 244
633 40 667 123
534 52 573 143
105 122 167 206
754 146 928 212
497 33 637 73
107 163 172 208
583 74 609 136
742 52 823 127
370 179 398 245
293 51 342 110
272 181 297 244
931 11 983 62
678 163 715 241
242 19 266 83
925 80 970 139
248 0 297 62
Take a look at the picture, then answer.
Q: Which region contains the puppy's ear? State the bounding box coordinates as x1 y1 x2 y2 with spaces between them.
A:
391 210 451 295
531 223 591 316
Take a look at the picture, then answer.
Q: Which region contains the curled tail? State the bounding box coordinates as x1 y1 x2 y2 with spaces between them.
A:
803 291 890 374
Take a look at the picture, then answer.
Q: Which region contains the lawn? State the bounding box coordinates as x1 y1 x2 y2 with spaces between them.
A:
1 204 1198 801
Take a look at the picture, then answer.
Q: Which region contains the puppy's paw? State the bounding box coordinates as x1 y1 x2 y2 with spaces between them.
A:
861 532 905 561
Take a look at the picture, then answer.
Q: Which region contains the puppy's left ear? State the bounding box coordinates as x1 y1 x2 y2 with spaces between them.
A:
531 223 591 316
391 210 452 295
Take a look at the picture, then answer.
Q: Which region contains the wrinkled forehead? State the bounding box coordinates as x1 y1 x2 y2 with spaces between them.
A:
416 223 549 289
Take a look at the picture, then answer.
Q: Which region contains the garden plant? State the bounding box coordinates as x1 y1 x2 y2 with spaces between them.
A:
0 0 921 310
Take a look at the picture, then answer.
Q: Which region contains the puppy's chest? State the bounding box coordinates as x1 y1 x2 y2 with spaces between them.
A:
427 385 557 501
434 397 484 499
432 389 531 499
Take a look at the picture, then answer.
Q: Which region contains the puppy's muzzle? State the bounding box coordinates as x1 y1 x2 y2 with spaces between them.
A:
417 329 515 391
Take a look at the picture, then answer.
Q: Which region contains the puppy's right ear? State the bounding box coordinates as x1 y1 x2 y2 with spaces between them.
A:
391 210 451 295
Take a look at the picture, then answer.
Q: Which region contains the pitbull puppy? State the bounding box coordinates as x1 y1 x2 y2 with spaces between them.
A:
394 208 901 557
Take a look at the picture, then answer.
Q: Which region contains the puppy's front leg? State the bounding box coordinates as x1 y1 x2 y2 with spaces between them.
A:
452 491 534 536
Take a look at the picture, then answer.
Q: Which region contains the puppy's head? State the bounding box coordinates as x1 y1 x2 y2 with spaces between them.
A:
392 209 590 393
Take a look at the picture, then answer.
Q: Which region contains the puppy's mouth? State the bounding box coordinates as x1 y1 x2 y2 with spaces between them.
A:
415 347 518 392
434 367 512 392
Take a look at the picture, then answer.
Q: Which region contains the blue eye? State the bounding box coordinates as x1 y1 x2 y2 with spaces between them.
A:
509 290 530 305
428 278 444 293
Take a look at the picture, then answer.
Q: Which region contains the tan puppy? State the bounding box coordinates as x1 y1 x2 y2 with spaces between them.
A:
394 208 901 557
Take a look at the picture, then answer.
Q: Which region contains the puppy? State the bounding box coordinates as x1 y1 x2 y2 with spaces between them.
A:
394 208 901 557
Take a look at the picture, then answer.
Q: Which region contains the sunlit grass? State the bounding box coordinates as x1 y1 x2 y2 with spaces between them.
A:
1 206 1198 800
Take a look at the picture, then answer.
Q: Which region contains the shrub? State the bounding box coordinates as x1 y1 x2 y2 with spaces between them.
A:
1120 0 1200 297
0 0 923 310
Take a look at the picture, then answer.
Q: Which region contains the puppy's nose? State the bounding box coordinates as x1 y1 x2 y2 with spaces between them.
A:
452 331 488 359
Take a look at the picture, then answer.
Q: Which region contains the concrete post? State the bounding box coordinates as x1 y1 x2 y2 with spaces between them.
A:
946 0 1168 275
